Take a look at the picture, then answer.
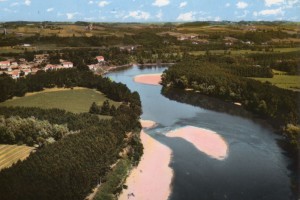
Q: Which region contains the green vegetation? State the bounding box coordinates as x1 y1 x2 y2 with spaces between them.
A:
253 74 300 91
0 69 143 200
0 145 34 170
94 159 131 200
0 88 120 113
0 115 71 146
162 58 299 153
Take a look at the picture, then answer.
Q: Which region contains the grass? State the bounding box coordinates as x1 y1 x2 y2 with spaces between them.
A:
0 145 35 170
252 73 300 91
0 87 121 114
94 159 131 200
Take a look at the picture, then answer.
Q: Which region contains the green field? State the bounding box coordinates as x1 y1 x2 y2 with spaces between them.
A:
0 145 35 170
252 74 300 91
0 87 121 114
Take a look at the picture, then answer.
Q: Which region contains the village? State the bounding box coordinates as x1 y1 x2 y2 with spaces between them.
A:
0 53 123 79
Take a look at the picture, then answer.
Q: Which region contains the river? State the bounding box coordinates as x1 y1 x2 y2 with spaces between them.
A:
107 66 293 200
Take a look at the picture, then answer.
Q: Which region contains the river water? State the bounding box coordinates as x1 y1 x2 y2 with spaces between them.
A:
107 66 293 200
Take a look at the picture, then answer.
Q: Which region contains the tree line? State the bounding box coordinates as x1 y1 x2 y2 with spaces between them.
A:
161 59 299 153
0 69 143 200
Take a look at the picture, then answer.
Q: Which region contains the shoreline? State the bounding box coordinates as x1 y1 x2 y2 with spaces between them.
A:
118 120 173 200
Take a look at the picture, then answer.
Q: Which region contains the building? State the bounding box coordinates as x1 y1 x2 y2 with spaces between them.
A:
7 70 20 79
0 61 10 69
62 62 73 68
96 56 105 63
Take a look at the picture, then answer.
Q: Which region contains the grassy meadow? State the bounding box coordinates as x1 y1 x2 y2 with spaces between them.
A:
252 72 300 91
0 87 121 114
0 145 35 170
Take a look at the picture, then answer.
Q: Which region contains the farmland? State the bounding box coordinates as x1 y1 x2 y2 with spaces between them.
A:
0 87 121 114
253 74 300 91
0 145 35 170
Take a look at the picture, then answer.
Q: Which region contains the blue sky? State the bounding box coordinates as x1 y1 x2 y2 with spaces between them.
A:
0 0 299 22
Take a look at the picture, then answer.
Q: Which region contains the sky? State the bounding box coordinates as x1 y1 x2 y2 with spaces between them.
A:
0 0 299 22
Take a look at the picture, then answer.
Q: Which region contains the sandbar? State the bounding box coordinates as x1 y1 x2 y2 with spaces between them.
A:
166 126 228 160
118 130 173 200
140 119 157 129
133 74 162 85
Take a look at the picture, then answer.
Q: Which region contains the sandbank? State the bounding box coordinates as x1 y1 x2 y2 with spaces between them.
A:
118 130 173 200
166 126 228 160
140 119 157 129
133 74 162 85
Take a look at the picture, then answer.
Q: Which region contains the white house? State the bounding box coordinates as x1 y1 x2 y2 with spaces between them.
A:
62 62 73 68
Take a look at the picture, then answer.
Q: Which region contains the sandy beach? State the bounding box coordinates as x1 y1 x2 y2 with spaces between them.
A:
140 119 157 129
166 126 228 160
118 121 173 200
133 74 162 85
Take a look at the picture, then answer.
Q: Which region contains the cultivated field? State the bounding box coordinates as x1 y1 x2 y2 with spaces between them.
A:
0 87 120 113
0 145 35 170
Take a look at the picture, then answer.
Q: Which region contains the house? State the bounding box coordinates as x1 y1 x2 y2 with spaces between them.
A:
34 54 49 62
44 64 62 71
31 68 40 74
88 64 97 71
0 61 10 69
22 69 31 76
96 56 105 63
11 62 18 67
62 62 73 68
7 70 20 79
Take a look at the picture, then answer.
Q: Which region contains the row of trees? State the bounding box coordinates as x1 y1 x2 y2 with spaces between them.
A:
89 100 117 116
0 69 143 200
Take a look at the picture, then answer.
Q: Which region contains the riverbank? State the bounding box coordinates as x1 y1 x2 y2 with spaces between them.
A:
118 120 173 200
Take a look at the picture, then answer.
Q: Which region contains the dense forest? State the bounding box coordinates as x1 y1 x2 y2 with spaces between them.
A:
0 69 143 200
161 58 300 153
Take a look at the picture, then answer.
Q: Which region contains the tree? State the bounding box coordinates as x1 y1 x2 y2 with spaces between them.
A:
89 102 101 114
101 100 110 115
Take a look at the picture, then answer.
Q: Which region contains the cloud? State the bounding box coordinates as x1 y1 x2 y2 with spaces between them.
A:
10 2 19 6
214 16 221 21
24 0 31 6
125 10 150 20
88 1 94 4
236 1 248 9
177 11 195 21
264 0 284 7
0 0 8 2
179 2 187 8
156 10 163 20
47 8 54 12
66 12 79 20
84 17 95 21
98 1 109 7
152 0 170 7
253 7 284 16
225 3 230 7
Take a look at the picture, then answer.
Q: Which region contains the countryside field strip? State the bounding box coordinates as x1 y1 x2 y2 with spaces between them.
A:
0 88 120 114
0 145 35 170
